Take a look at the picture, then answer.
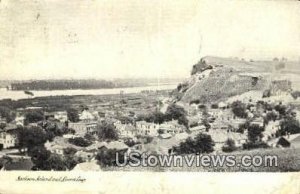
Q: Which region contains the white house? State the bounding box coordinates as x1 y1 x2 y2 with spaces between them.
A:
263 120 280 141
68 121 98 136
136 121 159 136
79 110 96 122
158 120 185 135
0 124 18 149
114 122 137 138
14 116 25 126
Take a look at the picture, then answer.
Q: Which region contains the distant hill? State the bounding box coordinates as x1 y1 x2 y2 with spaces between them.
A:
172 56 297 104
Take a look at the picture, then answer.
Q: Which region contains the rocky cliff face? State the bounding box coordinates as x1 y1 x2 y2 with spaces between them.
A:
172 56 276 104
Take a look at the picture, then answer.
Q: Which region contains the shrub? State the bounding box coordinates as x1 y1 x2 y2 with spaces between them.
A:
211 104 218 109
97 121 119 141
174 133 214 154
67 108 79 122
68 137 92 147
96 149 125 167
190 99 200 105
247 124 265 143
231 101 248 118
123 138 138 147
243 142 269 150
24 110 44 124
222 138 237 153
278 117 300 136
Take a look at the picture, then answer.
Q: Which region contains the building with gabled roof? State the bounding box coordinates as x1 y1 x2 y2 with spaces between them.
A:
0 124 19 149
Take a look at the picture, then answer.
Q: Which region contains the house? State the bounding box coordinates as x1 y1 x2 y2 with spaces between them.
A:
0 124 19 150
132 133 189 155
98 141 129 155
209 109 237 130
44 136 84 155
68 121 98 136
74 150 95 161
205 129 247 151
250 117 264 127
114 122 137 138
98 112 106 118
136 121 159 136
136 120 185 137
159 133 172 139
79 110 96 122
189 125 206 132
14 116 25 126
263 120 280 141
44 144 65 155
218 102 228 109
270 80 292 96
230 118 247 130
85 142 107 154
158 120 185 135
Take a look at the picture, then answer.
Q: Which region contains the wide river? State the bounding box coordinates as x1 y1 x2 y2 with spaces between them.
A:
0 84 177 100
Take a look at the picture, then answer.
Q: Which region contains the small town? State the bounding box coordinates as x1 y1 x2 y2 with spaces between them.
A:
1 0 300 193
1 64 300 172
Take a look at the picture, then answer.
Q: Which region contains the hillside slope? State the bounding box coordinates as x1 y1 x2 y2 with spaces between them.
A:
173 56 294 104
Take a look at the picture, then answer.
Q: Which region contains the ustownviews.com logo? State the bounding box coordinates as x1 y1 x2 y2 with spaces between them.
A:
115 152 278 168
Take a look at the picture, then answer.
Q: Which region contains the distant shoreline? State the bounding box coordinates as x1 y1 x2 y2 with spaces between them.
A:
0 84 178 101
7 83 177 91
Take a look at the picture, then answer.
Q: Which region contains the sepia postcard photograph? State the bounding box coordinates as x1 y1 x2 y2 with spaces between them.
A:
0 0 300 193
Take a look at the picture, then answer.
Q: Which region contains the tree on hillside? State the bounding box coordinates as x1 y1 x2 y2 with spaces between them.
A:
231 101 248 118
97 121 119 141
165 104 189 128
274 104 287 117
247 124 264 143
118 116 134 124
277 117 300 136
174 133 214 154
151 111 165 124
0 123 6 130
67 108 80 122
264 111 278 125
243 124 268 150
136 111 165 124
222 138 237 153
0 106 16 123
165 104 186 120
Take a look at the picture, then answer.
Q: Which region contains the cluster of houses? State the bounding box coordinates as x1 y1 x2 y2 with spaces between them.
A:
1 83 300 171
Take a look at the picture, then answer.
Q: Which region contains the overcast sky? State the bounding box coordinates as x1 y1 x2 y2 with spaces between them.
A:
0 0 299 80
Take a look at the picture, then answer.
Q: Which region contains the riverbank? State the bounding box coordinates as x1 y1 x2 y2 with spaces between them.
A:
0 84 177 100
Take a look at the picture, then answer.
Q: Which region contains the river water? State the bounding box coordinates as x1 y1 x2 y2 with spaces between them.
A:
0 84 177 100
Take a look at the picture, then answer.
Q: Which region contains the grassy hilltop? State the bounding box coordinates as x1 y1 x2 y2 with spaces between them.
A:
173 56 299 104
